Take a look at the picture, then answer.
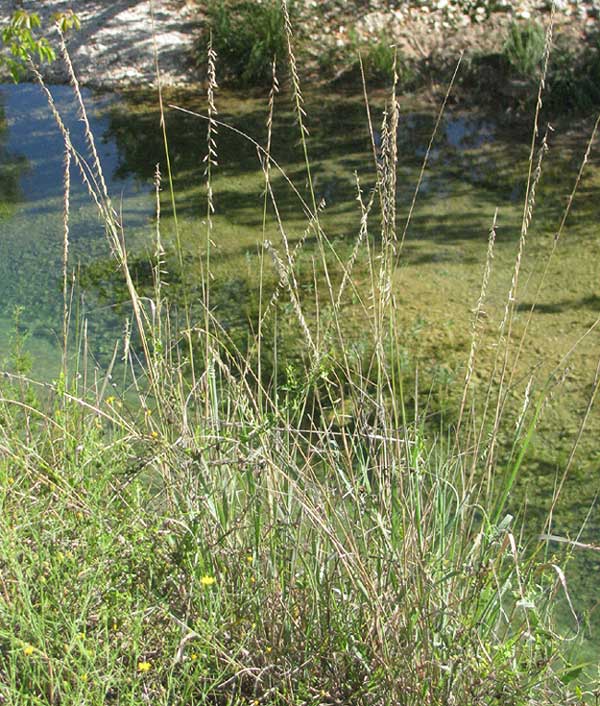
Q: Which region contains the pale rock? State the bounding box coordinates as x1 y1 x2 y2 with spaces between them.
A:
516 8 532 19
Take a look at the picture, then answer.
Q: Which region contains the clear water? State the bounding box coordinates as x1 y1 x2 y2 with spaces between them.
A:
0 83 154 377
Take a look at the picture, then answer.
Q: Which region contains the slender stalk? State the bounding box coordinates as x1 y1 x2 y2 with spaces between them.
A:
61 146 71 384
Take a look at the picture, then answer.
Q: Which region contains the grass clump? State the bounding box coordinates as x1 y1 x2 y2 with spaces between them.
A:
503 20 547 80
320 32 416 89
197 0 290 86
465 21 600 115
354 32 398 85
0 388 584 704
1 8 599 705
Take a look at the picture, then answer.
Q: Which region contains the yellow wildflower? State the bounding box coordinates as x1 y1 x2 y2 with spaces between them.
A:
23 644 35 656
150 430 159 439
200 575 216 587
137 661 152 673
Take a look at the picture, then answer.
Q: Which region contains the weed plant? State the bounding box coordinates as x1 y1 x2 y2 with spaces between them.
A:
503 20 547 80
352 32 415 88
197 0 290 86
0 8 598 706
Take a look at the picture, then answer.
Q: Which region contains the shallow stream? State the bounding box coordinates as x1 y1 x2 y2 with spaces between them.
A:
1 81 599 664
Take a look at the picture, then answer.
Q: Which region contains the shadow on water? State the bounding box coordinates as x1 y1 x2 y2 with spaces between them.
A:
102 90 536 232
516 294 600 315
0 94 29 218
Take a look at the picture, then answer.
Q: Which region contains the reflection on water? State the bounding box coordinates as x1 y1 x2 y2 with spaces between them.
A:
445 115 495 149
0 93 28 216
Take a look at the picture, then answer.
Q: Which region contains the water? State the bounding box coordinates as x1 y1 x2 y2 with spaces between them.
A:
0 83 154 377
1 84 511 374
1 82 599 662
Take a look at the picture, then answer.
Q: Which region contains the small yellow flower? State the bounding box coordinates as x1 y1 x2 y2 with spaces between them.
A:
23 644 35 656
150 430 159 439
191 653 198 661
265 646 272 654
137 661 152 673
200 575 216 587
7 476 14 484
246 555 253 563
81 673 88 683
106 396 116 406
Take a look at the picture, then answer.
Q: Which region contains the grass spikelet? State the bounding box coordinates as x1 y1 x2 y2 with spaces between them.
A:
203 32 218 342
484 16 554 478
61 146 71 380
457 209 497 435
151 162 165 347
58 28 110 206
264 240 317 361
